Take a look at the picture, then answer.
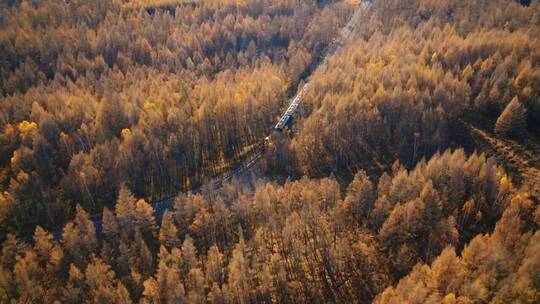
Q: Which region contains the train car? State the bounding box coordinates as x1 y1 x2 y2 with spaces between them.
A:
275 114 291 130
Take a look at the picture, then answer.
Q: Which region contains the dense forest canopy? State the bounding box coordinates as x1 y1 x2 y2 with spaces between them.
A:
278 0 540 178
0 0 352 234
0 0 539 303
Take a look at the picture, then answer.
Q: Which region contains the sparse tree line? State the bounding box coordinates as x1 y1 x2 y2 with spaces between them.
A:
2 149 538 303
0 0 353 235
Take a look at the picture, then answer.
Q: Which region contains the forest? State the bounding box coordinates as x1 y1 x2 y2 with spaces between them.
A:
0 0 352 233
0 0 539 303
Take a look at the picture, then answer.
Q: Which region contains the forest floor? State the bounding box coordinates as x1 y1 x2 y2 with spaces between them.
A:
461 119 540 199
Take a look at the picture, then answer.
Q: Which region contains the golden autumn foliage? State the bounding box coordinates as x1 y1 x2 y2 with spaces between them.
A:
0 0 353 232
16 121 37 134
1 149 537 303
0 0 538 303
495 97 528 138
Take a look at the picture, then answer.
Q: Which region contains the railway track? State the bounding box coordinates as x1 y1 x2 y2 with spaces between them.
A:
129 0 371 210
24 1 371 241
274 0 369 130
153 0 371 220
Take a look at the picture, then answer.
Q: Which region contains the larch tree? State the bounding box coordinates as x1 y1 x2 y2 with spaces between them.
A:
181 236 198 280
32 226 64 299
12 249 43 303
226 234 252 304
61 264 86 304
84 257 132 304
159 210 179 250
62 205 97 268
142 246 186 304
495 97 527 138
205 245 225 287
343 170 375 224
186 267 206 304
102 207 119 243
